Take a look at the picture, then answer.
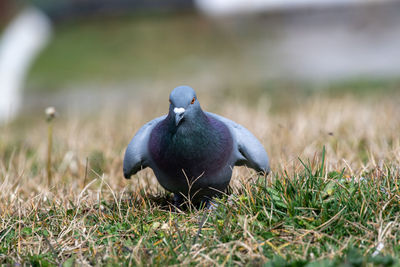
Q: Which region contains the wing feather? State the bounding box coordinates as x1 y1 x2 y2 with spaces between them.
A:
207 112 270 174
123 115 166 178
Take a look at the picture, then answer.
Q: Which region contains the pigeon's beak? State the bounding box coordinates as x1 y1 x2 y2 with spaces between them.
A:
174 107 185 126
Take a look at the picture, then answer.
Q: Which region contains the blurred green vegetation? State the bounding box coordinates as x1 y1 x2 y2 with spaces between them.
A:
26 13 400 112
28 13 239 89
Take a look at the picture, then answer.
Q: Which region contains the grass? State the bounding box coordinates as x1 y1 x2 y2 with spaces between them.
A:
1 90 400 265
27 13 242 90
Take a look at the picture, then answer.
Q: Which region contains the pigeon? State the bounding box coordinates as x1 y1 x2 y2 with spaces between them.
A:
123 86 269 204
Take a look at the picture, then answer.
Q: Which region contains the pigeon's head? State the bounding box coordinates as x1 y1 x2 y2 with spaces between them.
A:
169 86 201 126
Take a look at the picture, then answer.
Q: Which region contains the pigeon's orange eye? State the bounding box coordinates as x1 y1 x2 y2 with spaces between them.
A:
191 97 195 104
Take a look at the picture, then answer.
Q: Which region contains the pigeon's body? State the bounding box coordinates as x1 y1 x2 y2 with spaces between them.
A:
123 86 269 202
148 111 234 198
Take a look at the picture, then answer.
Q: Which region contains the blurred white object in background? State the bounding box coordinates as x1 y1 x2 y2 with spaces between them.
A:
0 7 51 125
195 0 395 15
195 0 400 81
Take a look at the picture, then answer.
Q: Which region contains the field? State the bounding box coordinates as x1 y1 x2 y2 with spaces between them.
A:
1 87 400 266
1 10 400 266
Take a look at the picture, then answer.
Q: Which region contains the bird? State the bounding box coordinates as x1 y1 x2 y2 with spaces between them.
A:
123 85 269 205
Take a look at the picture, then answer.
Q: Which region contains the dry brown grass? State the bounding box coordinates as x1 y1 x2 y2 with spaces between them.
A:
0 92 399 265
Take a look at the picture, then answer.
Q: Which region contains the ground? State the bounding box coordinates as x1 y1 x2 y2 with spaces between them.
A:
1 87 400 266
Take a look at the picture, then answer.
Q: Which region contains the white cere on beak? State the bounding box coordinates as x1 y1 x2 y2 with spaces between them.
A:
173 107 185 114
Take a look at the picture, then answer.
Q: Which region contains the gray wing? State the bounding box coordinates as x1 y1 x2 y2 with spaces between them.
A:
123 115 166 178
207 112 270 174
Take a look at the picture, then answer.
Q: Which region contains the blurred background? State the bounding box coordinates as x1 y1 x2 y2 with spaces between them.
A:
1 0 399 124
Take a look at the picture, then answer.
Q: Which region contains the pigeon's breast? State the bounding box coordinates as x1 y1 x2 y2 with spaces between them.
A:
148 116 233 183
